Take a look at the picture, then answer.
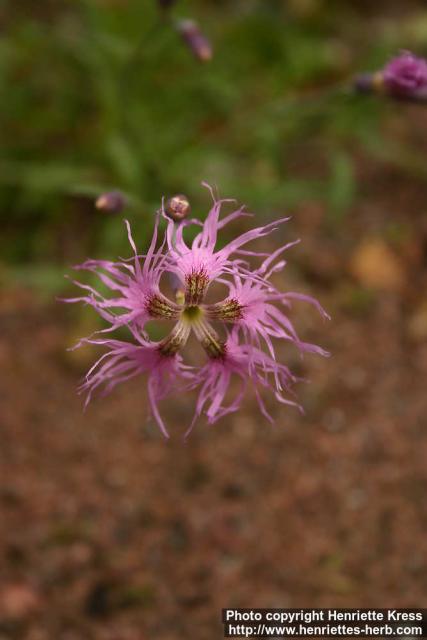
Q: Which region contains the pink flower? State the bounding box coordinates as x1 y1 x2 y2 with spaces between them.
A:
66 185 329 437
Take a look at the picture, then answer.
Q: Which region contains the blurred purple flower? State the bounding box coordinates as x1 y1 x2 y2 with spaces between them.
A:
176 19 212 62
383 51 427 99
354 51 427 102
66 185 328 437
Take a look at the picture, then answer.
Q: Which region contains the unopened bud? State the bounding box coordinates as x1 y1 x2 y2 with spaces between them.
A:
95 191 127 214
176 19 212 62
165 194 191 222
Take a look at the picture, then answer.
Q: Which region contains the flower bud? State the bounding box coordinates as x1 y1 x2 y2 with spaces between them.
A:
176 19 212 62
165 194 191 222
95 191 127 214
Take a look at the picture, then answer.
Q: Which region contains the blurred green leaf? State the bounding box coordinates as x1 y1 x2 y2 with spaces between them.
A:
0 0 423 290
327 152 355 222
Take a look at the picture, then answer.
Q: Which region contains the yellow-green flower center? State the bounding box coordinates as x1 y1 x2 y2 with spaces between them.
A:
182 305 204 323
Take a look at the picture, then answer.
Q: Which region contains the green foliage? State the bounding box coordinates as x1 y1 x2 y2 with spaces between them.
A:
327 151 355 223
0 0 424 290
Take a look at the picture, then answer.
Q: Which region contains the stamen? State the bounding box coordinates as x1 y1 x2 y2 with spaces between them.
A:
185 268 209 306
205 298 243 322
158 321 191 356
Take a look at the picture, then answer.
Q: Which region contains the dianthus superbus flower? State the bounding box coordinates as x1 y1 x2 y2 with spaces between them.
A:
66 185 329 437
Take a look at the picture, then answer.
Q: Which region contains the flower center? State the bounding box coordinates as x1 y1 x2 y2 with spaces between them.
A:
182 305 203 323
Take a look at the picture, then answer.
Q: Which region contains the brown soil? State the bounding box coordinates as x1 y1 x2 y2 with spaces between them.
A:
2 111 427 636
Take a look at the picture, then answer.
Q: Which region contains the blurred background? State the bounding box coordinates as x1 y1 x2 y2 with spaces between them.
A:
1 0 427 638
